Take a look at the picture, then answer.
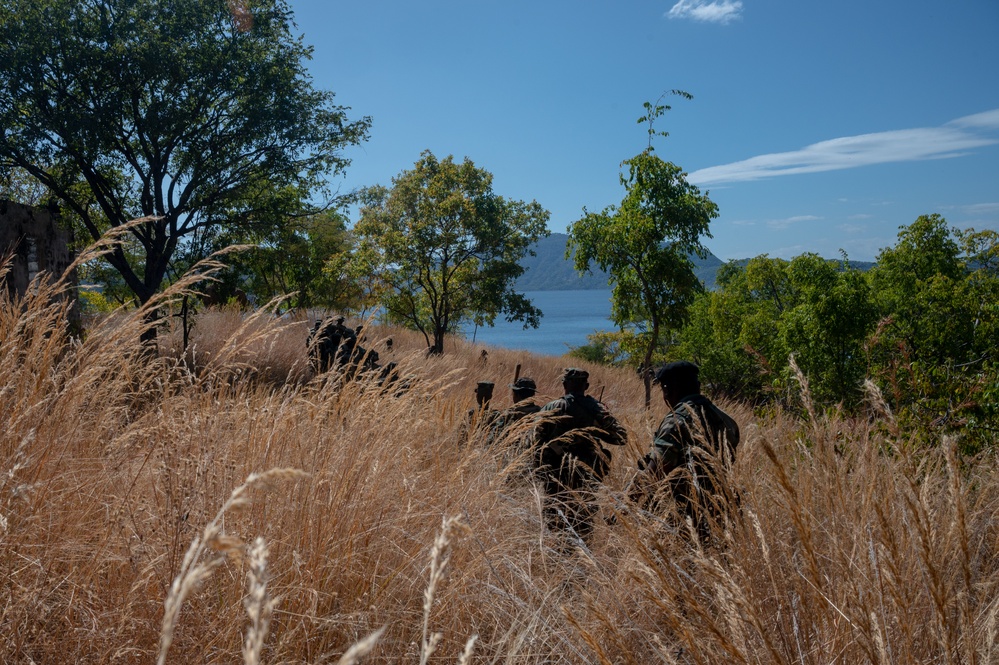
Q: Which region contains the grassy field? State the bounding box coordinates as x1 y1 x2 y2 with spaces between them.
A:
2 274 997 664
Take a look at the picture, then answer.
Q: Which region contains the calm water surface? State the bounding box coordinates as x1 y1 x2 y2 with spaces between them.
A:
461 290 614 357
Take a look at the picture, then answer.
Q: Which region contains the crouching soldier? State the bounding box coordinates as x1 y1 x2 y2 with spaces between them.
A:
532 368 627 541
462 381 499 443
628 361 740 539
489 377 541 446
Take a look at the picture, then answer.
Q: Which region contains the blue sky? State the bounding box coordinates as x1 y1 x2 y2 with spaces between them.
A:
291 0 999 262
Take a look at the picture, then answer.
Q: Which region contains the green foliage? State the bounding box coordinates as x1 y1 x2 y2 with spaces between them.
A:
228 209 363 312
353 151 550 354
568 94 717 407
867 215 999 452
567 329 649 368
637 89 693 150
0 0 370 318
672 214 999 451
77 287 117 314
675 254 875 407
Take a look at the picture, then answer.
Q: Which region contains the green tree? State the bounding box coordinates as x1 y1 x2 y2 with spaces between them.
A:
0 0 370 341
779 254 875 405
232 209 362 313
868 215 999 450
354 151 550 354
567 92 717 407
675 254 875 407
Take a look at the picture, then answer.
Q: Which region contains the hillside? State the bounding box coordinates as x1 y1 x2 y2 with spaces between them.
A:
516 233 872 292
516 233 727 291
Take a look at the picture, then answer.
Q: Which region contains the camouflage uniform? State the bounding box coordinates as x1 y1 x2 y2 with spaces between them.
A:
631 364 740 535
532 369 627 539
308 318 345 372
488 377 541 449
463 381 499 442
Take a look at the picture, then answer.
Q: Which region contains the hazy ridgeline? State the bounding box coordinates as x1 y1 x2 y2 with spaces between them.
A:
2 278 998 664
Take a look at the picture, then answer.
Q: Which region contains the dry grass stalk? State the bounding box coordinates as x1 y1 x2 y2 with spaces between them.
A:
2 262 998 663
243 536 277 665
158 469 307 665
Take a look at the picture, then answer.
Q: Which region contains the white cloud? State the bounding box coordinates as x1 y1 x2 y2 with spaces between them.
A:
767 214 820 230
963 202 999 215
667 0 743 24
949 109 999 130
688 108 999 186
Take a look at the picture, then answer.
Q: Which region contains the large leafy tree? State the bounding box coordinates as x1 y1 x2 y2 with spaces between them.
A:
676 254 875 407
868 215 999 450
568 92 717 407
231 209 362 313
0 0 369 339
354 150 550 355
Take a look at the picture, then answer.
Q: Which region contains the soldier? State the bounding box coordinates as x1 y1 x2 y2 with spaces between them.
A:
487 377 541 448
532 368 627 539
307 317 343 372
463 381 499 441
628 361 740 537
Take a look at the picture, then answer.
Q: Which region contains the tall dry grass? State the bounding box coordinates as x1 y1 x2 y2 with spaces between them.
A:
1 268 997 664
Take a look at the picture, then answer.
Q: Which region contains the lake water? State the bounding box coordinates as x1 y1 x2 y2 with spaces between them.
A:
460 290 614 357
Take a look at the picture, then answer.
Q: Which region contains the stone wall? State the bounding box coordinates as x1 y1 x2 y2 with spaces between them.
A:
1 199 75 301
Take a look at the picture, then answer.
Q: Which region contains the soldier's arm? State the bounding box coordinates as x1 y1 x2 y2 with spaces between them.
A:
644 414 685 477
594 402 627 446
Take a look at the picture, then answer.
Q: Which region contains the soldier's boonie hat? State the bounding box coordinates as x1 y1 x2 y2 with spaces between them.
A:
475 381 495 392
562 368 589 381
510 377 537 391
335 316 345 324
653 360 699 386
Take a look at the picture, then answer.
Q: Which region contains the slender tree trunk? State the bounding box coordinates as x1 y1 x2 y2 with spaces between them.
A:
181 294 191 352
643 318 661 409
140 307 160 353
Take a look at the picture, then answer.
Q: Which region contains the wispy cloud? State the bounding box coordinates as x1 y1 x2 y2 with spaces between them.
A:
688 109 999 186
767 215 821 230
962 202 999 216
667 0 743 24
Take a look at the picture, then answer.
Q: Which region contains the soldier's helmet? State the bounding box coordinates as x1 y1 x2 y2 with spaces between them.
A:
652 360 699 386
510 377 537 392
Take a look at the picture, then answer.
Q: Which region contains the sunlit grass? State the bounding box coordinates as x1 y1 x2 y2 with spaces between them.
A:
1 271 996 664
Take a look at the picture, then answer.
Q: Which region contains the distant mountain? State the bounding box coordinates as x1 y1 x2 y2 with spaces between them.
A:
515 233 873 292
515 233 727 291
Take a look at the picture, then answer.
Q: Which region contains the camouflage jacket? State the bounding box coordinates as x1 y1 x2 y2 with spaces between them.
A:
533 393 626 485
487 400 541 448
643 393 739 508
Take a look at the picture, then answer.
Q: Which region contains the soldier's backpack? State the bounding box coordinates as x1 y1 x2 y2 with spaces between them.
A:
559 394 618 481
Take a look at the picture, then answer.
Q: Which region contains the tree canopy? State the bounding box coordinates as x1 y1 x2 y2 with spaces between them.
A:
354 151 550 354
667 215 999 451
568 93 717 407
0 0 370 329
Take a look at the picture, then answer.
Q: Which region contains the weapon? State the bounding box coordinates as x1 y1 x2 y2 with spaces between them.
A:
513 363 521 383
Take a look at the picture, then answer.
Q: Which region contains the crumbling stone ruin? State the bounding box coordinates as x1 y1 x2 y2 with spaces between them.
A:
1 198 76 310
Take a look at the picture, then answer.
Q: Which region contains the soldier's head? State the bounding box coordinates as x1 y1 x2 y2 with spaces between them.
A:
653 361 701 407
335 316 345 326
561 367 589 396
474 381 494 407
510 377 537 403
